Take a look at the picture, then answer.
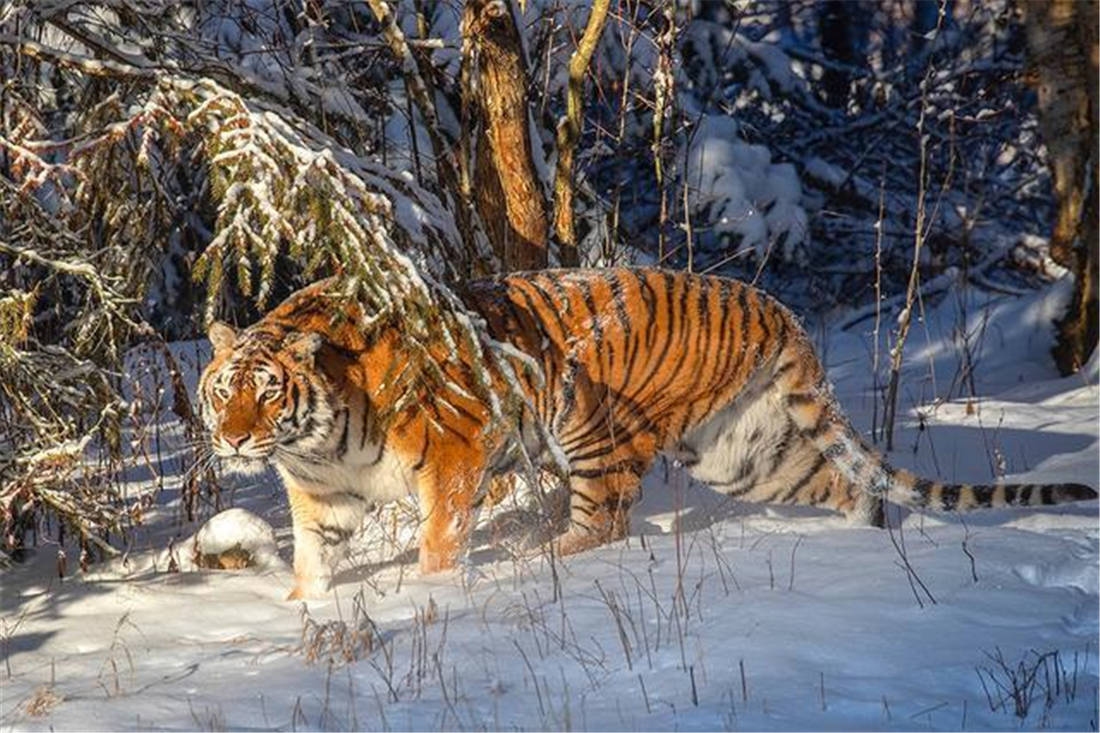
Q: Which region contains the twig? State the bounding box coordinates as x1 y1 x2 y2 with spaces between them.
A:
882 0 947 451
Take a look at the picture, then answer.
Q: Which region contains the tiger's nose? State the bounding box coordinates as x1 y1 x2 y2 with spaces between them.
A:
224 432 250 449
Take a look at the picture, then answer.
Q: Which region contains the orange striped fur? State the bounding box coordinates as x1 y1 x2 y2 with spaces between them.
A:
199 269 1096 598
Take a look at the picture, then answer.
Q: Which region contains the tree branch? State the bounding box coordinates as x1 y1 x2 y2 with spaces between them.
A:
553 0 610 267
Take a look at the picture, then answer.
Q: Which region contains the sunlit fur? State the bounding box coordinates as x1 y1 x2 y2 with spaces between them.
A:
198 268 1097 599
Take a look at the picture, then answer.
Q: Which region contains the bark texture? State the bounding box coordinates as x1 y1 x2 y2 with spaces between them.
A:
1024 0 1099 374
461 0 548 271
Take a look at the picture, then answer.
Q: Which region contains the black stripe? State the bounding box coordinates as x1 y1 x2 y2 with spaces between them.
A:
560 394 662 459
304 380 316 416
804 409 831 439
289 382 301 424
768 420 796 472
332 491 370 503
525 279 571 341
620 324 642 394
757 298 771 354
558 357 579 425
686 278 718 405
774 360 797 379
360 398 372 449
732 458 756 484
780 455 828 502
735 284 750 370
638 272 659 348
411 424 430 471
723 482 762 498
571 490 601 508
714 279 738 382
368 430 387 466
940 484 960 511
337 408 350 457
547 276 574 328
771 305 789 357
608 271 631 337
310 524 354 546
570 459 647 479
504 285 559 422
578 280 606 376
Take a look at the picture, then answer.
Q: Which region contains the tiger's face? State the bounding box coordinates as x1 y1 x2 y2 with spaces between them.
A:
199 322 334 475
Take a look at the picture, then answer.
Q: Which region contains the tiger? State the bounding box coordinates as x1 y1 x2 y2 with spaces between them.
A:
198 268 1096 599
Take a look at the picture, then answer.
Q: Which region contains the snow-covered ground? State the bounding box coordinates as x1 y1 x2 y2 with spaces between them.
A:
3 278 1097 731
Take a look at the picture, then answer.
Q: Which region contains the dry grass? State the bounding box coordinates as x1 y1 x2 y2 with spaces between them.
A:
298 591 380 666
24 685 62 717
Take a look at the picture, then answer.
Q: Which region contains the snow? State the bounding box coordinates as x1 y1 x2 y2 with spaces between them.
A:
3 280 1097 731
685 115 809 263
168 508 285 573
805 156 848 188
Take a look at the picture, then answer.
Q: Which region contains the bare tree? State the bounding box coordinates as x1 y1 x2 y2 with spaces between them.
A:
461 0 549 271
1023 0 1099 374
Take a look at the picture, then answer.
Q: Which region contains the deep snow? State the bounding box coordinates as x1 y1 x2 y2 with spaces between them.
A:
2 277 1097 732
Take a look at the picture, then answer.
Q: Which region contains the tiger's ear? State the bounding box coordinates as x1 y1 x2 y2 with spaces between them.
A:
284 331 323 363
208 321 237 353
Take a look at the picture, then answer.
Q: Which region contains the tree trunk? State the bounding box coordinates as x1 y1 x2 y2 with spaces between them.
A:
816 0 869 108
461 0 549 271
1024 0 1099 374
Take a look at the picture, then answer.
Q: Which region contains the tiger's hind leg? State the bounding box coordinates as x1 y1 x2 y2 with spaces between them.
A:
553 464 648 556
550 382 658 556
769 337 888 527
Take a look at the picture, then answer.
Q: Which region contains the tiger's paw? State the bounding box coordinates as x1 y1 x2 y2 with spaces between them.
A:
418 549 457 575
551 527 614 557
286 575 331 600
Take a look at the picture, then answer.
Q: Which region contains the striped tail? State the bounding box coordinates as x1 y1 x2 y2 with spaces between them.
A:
815 409 1096 515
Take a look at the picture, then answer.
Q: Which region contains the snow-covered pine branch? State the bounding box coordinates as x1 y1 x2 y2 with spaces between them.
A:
1 18 552 559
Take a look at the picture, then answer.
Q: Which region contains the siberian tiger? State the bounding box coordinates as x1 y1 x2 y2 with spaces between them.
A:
198 268 1096 599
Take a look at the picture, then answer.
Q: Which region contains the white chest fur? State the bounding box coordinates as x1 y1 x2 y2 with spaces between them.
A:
274 428 416 503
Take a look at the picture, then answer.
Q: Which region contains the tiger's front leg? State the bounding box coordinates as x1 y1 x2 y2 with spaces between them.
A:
284 482 368 600
416 462 484 574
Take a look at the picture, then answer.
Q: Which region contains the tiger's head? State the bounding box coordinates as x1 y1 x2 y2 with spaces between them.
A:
198 322 336 475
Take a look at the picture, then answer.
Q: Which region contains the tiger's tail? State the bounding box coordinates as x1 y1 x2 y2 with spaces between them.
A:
768 322 1096 519
814 409 1096 515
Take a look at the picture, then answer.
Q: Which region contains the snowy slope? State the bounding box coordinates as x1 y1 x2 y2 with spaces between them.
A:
2 280 1097 732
